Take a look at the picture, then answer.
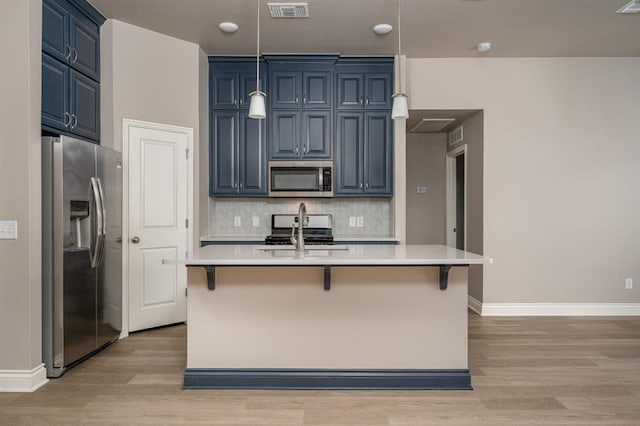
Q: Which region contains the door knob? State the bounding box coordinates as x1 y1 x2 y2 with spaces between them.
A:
131 236 141 244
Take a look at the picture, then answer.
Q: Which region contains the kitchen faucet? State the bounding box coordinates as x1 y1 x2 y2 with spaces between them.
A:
290 202 307 251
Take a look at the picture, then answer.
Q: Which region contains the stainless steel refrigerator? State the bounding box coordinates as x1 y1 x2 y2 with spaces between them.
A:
42 136 122 377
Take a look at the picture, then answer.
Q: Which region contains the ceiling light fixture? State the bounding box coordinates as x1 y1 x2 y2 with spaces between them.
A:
218 22 239 33
477 42 492 52
373 24 392 35
391 0 408 120
249 0 266 119
617 0 640 14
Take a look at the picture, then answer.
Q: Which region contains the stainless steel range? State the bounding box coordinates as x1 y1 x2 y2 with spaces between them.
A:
265 214 334 245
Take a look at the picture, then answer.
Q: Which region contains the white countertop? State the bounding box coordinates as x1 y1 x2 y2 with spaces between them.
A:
164 244 490 266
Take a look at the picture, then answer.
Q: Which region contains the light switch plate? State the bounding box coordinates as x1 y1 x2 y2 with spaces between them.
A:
417 186 427 194
356 217 364 227
233 216 241 227
0 220 18 239
349 217 356 227
252 217 260 227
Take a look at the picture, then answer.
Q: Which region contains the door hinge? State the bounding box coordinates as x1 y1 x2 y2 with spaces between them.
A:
186 148 190 159
185 219 189 228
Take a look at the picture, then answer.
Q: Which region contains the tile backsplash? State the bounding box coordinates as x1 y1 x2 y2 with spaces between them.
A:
208 198 393 238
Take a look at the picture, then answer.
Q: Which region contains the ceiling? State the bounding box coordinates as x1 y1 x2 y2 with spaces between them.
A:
87 0 640 58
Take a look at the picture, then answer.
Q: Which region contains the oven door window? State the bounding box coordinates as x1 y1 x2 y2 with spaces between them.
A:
271 168 320 191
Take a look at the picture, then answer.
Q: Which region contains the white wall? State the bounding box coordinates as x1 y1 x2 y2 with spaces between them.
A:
405 133 447 244
0 0 42 373
408 58 640 304
100 19 204 244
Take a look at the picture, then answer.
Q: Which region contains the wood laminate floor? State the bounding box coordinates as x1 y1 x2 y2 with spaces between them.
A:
2 314 640 425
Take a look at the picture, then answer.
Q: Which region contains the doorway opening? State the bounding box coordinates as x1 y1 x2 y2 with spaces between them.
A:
446 145 467 249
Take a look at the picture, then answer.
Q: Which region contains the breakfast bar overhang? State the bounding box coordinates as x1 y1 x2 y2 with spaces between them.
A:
164 244 490 390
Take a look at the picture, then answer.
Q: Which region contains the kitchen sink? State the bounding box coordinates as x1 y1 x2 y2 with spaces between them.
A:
256 245 350 251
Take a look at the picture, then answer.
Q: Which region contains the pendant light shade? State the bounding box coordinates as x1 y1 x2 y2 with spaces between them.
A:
249 0 266 120
248 91 266 119
391 93 408 120
392 0 409 120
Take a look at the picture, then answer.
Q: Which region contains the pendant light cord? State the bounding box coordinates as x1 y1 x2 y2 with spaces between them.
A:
256 0 260 92
397 0 402 94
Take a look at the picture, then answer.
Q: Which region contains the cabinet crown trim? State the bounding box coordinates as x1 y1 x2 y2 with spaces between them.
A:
66 0 106 25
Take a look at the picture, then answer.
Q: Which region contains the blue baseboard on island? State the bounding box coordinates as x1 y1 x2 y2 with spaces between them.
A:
183 368 472 390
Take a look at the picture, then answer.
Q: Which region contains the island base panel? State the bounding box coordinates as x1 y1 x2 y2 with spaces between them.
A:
187 266 469 374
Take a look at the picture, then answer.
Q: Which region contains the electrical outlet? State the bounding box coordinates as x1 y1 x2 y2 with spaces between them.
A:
626 278 633 290
0 220 17 239
252 216 260 227
416 186 427 194
356 216 364 227
349 217 356 227
233 216 241 227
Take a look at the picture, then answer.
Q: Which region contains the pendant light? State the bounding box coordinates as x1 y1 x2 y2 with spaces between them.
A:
248 0 266 119
391 0 409 120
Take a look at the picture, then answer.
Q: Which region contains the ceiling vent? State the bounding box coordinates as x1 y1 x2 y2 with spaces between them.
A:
617 0 640 13
448 126 464 146
268 3 309 18
409 119 455 133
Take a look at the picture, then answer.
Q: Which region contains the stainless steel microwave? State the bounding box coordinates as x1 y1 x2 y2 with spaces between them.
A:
268 161 333 197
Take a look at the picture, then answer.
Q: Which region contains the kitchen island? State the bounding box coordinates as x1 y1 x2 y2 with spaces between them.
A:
164 244 489 390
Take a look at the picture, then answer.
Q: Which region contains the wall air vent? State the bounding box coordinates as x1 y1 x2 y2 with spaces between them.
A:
617 0 640 13
268 3 309 18
448 126 464 146
409 119 455 133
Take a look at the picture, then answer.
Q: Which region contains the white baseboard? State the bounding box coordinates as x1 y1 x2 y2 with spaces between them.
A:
467 295 483 315
0 364 48 392
472 302 640 316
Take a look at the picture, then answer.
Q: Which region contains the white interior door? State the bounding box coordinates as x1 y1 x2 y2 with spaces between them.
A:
127 125 189 332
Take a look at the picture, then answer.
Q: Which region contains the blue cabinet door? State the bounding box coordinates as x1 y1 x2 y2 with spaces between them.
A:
302 111 332 159
239 112 267 195
336 73 363 109
271 71 301 109
365 73 392 110
210 111 238 195
270 110 300 159
302 71 332 108
239 70 267 109
70 70 100 141
42 53 70 131
364 112 392 196
211 72 238 109
335 112 364 195
69 14 100 81
42 0 69 65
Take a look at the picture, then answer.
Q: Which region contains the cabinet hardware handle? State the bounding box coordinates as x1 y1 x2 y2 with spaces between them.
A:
64 112 72 127
365 97 369 105
239 182 243 189
295 95 299 104
295 145 299 154
366 182 369 189
304 144 308 154
233 98 237 105
233 182 237 189
71 49 78 64
65 46 72 61
360 182 363 189
71 114 78 129
303 95 307 104
359 96 363 105
239 98 243 105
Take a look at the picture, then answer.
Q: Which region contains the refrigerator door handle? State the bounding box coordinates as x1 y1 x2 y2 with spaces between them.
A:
90 177 105 269
96 177 107 267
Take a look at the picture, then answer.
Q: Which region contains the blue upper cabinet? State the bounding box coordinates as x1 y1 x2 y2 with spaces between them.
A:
266 56 337 160
209 110 267 196
210 58 267 110
42 0 103 142
270 67 332 109
336 58 393 110
43 0 101 82
335 111 392 197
